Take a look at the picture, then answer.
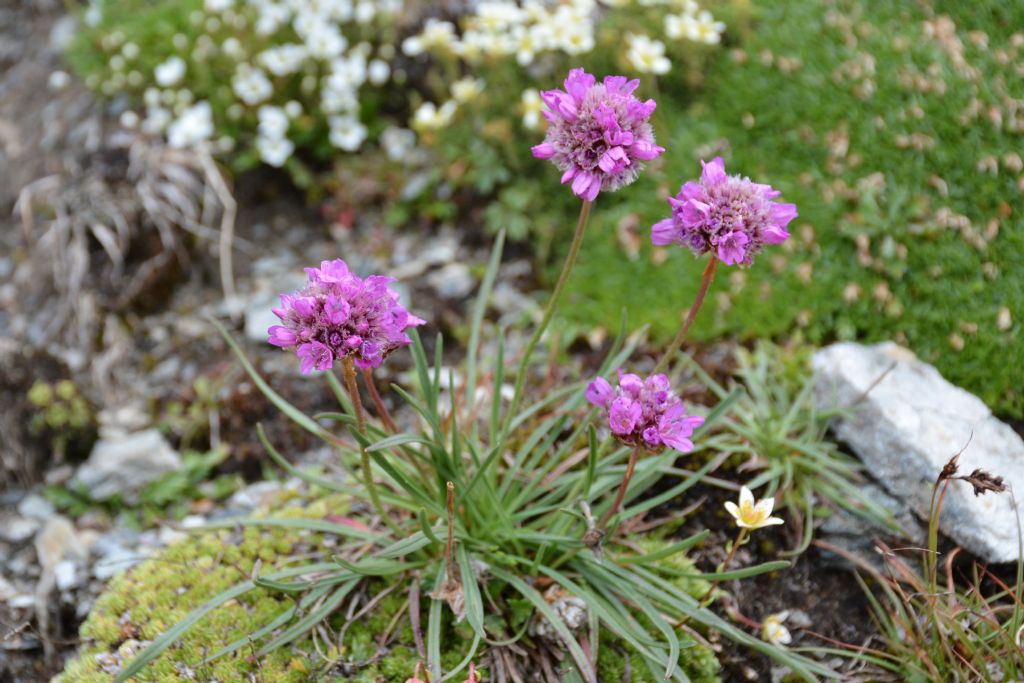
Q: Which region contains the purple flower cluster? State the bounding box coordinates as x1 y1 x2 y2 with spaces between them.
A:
651 157 797 266
268 259 425 374
532 68 663 201
586 371 704 453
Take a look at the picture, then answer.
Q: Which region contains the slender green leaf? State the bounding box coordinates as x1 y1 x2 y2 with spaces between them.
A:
456 545 485 638
490 566 597 683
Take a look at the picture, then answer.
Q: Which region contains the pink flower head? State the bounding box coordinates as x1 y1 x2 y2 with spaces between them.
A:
651 157 797 266
268 259 425 374
532 68 663 201
586 371 704 453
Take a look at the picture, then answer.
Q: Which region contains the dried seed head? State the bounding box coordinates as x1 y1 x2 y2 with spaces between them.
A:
960 469 1007 497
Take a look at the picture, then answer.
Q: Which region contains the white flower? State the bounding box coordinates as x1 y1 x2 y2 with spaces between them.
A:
303 24 347 59
167 101 214 148
255 3 290 35
513 26 540 65
762 612 792 647
402 18 456 56
520 88 544 130
328 115 368 151
205 0 232 11
380 126 416 161
688 10 725 44
452 29 490 61
142 106 172 134
626 34 671 75
119 110 140 129
367 58 390 85
109 54 125 71
354 0 375 23
664 13 688 40
256 134 294 167
154 56 186 87
451 77 484 103
143 87 160 107
724 486 784 530
257 105 289 139
222 37 246 60
321 82 358 113
327 53 367 90
412 100 456 131
259 44 308 76
48 70 70 91
558 22 595 54
232 64 273 105
284 100 303 118
122 42 139 59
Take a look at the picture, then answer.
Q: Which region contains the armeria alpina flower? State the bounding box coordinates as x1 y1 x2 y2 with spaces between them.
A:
586 371 704 453
531 68 663 201
724 486 784 530
268 259 425 374
762 611 793 646
651 157 797 266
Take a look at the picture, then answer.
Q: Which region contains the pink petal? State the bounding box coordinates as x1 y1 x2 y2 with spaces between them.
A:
651 218 678 245
700 157 727 186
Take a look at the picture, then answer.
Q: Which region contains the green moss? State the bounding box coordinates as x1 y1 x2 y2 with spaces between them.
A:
59 495 720 681
559 0 1024 417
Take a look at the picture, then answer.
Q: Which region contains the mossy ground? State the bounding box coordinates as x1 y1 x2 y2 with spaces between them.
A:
58 496 721 682
558 0 1023 417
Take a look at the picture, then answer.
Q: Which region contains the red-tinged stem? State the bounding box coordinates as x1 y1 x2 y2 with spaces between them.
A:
342 357 393 531
654 256 719 374
598 446 642 529
699 527 748 607
362 367 398 433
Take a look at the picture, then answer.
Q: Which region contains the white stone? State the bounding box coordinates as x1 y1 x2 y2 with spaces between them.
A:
813 341 1024 563
55 560 79 591
17 493 55 520
427 263 475 300
71 430 182 502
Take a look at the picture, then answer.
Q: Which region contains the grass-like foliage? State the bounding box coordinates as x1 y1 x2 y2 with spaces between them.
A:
110 230 837 682
686 342 900 554
821 458 1023 682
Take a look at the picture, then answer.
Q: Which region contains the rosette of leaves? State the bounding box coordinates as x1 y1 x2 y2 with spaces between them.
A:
113 235 836 682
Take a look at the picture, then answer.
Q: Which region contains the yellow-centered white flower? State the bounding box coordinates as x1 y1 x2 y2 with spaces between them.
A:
761 611 792 646
724 486 783 530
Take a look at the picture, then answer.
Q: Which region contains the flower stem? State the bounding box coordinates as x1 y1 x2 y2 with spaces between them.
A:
362 367 398 433
443 481 458 585
653 256 719 374
598 446 642 529
342 358 393 531
501 199 593 441
699 527 747 607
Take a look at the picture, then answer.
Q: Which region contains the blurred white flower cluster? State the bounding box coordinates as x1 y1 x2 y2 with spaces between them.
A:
94 0 402 167
401 0 725 131
84 0 726 171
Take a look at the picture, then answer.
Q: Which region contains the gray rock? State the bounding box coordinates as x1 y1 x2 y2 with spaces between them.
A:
817 483 924 570
242 272 305 343
17 493 55 520
427 263 475 300
813 341 1024 563
71 430 182 502
0 514 40 544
